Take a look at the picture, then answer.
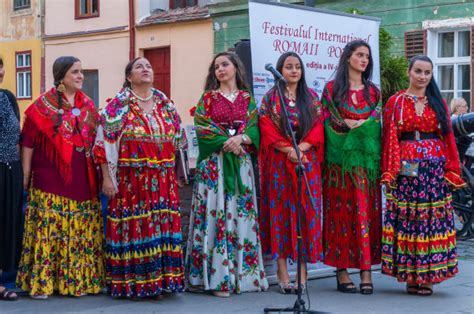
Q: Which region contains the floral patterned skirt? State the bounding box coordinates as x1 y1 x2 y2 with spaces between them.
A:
185 153 268 293
106 166 184 298
382 159 458 284
323 165 381 269
16 188 105 296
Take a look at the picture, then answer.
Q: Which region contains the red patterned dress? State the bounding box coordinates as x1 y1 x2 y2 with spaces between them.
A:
93 88 186 298
322 80 382 270
259 88 324 263
381 91 464 284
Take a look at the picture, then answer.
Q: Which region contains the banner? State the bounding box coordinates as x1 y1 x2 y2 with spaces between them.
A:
249 0 381 104
249 0 381 280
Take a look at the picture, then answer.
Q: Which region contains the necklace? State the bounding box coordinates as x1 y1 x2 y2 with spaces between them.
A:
407 93 427 117
218 89 239 102
286 87 296 107
131 89 153 102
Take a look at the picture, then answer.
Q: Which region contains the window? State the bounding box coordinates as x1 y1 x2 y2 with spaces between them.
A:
82 70 99 108
16 51 32 99
75 0 99 19
431 30 471 106
169 0 198 10
13 0 30 10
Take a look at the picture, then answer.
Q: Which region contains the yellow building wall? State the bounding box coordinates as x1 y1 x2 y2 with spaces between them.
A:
136 19 214 125
0 38 42 117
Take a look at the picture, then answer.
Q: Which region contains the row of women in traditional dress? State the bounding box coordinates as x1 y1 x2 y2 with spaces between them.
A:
0 38 464 301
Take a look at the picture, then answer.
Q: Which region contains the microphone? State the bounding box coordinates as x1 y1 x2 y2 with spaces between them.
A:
265 63 287 84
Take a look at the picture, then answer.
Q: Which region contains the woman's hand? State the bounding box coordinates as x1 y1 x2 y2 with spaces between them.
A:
287 148 308 164
344 119 366 129
223 136 243 153
298 142 312 152
102 176 117 199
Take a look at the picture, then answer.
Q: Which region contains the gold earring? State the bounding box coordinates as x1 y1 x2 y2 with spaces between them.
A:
57 81 66 93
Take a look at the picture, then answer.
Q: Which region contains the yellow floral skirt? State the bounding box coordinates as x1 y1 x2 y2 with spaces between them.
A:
16 188 105 296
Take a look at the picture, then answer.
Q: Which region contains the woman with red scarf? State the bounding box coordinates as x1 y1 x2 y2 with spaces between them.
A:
16 56 104 299
259 52 324 294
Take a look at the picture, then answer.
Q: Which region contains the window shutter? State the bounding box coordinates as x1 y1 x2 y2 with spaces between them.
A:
404 30 426 60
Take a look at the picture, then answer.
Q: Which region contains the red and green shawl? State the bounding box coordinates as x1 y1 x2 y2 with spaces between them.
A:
194 90 260 195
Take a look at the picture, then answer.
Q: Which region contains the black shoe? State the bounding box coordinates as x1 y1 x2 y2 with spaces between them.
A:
336 269 357 293
359 270 374 295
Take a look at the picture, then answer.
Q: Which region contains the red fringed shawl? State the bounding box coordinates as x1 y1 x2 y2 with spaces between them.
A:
23 87 99 194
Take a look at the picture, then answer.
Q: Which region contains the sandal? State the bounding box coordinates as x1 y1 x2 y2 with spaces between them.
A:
406 283 419 295
336 269 356 293
293 282 306 295
417 285 433 296
212 291 230 298
278 281 295 294
359 270 374 295
277 270 295 294
0 288 18 301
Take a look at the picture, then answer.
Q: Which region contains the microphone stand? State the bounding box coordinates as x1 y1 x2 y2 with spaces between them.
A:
263 76 326 314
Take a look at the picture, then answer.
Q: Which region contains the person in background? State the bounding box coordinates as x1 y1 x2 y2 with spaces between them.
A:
0 55 22 301
17 56 104 299
450 97 468 117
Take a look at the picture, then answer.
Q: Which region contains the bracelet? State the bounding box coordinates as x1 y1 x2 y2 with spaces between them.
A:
241 134 249 144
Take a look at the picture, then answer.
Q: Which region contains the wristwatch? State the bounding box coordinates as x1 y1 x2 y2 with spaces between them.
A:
241 134 250 144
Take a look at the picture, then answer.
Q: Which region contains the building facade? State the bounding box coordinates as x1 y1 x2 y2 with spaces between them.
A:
210 0 474 107
135 0 214 125
43 0 131 108
0 0 43 115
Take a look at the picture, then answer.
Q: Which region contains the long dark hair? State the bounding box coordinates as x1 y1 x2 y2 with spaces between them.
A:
276 52 315 139
123 57 143 88
53 56 80 135
333 40 377 107
408 55 449 135
204 52 249 91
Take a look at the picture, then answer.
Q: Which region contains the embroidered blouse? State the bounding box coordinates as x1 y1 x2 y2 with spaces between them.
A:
381 90 465 188
93 88 186 189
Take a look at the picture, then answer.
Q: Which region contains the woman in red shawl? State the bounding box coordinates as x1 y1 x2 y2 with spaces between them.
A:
259 52 324 294
16 56 104 299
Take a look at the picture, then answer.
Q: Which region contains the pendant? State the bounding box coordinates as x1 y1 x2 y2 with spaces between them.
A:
228 128 236 136
288 100 296 108
72 108 81 116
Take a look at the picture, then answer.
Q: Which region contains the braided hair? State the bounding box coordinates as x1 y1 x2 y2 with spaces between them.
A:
52 56 80 135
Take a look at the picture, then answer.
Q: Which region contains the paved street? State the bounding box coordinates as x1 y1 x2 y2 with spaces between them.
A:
1 239 473 314
1 184 473 313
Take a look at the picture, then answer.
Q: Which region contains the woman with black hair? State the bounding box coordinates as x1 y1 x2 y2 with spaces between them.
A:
259 52 324 294
94 57 187 299
322 40 382 295
381 55 464 296
0 55 22 301
16 56 104 299
185 52 268 297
